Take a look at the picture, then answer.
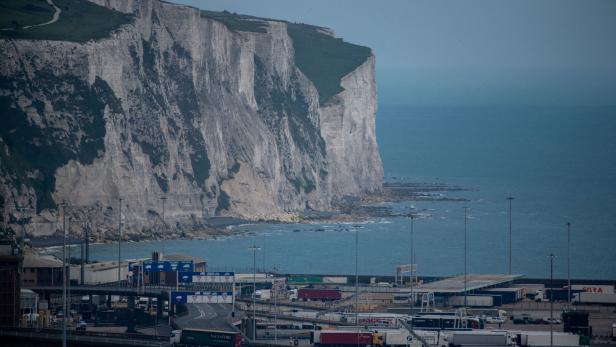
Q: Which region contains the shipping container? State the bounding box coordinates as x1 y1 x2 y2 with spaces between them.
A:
312 331 374 345
381 329 413 346
287 276 322 284
298 288 341 301
481 287 524 303
171 329 241 347
447 330 508 347
545 288 581 301
518 332 579 346
573 292 616 305
571 284 614 294
322 276 348 284
476 290 517 304
448 295 494 307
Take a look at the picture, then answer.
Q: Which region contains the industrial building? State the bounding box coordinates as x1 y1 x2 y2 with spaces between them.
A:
130 252 207 286
0 238 22 326
21 253 64 286
69 260 129 285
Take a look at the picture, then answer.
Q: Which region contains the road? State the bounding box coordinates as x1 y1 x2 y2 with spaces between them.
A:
23 0 61 29
173 303 237 331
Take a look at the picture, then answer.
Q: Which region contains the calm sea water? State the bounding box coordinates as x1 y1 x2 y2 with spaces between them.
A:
68 105 616 279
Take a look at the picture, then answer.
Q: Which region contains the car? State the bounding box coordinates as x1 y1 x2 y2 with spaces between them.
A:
76 321 87 331
486 317 505 324
513 314 533 324
537 317 562 324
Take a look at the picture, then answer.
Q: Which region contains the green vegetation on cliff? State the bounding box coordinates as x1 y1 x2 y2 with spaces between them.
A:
200 10 268 33
0 0 133 42
287 23 371 104
0 74 110 212
198 8 372 105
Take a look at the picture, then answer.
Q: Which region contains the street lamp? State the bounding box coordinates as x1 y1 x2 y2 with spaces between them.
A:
549 253 555 347
249 244 261 341
61 203 67 347
272 265 279 345
117 198 123 287
410 213 415 314
567 222 571 306
464 206 468 308
354 225 360 347
506 196 514 274
160 196 167 257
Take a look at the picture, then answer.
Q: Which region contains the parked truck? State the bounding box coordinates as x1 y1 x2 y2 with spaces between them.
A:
573 292 616 305
448 295 494 307
311 330 382 346
298 288 342 301
445 330 509 347
170 329 242 347
516 332 580 346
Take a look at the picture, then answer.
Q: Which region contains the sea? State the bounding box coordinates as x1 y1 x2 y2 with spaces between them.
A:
53 104 616 280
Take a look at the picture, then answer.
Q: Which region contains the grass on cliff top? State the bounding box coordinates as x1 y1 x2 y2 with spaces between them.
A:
0 0 54 28
198 9 372 104
287 23 372 105
0 0 133 42
200 10 268 33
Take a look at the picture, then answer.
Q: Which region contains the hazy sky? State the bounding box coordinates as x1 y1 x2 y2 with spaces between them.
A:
169 0 616 105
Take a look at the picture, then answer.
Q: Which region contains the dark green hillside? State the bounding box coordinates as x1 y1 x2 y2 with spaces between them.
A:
0 0 133 42
287 23 372 104
0 0 54 29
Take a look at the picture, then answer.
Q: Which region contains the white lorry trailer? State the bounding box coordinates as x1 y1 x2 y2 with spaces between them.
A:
517 332 580 346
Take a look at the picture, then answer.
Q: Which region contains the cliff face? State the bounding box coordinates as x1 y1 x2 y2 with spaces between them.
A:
0 0 382 238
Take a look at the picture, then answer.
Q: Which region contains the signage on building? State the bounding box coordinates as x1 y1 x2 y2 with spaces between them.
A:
129 260 194 272
170 291 233 304
178 271 235 283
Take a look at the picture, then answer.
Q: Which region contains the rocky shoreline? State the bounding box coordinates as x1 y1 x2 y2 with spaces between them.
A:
28 181 471 248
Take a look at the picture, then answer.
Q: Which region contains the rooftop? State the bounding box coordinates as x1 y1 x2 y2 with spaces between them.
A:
23 254 63 268
415 274 523 294
163 253 207 264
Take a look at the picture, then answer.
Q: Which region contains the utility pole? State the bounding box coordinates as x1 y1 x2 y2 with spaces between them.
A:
567 222 571 306
410 214 415 314
160 197 167 257
354 225 360 347
464 206 468 308
506 196 514 274
118 198 123 286
61 203 67 347
249 244 260 341
67 217 71 324
549 253 555 347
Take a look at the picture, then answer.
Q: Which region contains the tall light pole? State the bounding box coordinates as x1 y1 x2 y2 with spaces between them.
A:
249 244 261 341
118 198 123 286
506 196 514 274
61 203 67 347
354 225 359 347
549 253 555 347
160 197 167 257
272 265 279 345
567 222 571 305
409 214 415 313
464 206 468 308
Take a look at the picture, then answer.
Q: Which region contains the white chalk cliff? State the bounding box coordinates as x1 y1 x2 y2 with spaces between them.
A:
0 0 382 238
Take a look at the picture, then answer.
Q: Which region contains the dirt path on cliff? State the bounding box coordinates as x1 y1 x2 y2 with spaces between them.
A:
23 0 62 29
1 0 61 31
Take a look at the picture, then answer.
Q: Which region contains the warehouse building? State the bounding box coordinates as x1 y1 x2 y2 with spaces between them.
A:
0 238 22 326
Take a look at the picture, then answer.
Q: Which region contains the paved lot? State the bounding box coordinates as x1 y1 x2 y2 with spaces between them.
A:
173 303 237 331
